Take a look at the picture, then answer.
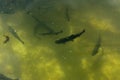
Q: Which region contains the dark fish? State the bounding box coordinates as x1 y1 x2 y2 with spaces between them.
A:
65 7 70 22
26 11 62 36
0 73 18 80
26 11 41 23
55 29 85 44
3 35 10 44
92 34 101 56
40 30 63 35
8 26 24 44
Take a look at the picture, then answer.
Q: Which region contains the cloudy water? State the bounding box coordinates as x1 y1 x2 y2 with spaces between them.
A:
0 0 120 80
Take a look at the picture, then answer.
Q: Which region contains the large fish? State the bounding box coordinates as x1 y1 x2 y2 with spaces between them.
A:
55 29 85 44
8 26 24 44
0 73 18 80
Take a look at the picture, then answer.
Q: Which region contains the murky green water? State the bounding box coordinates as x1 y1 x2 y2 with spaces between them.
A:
0 0 120 80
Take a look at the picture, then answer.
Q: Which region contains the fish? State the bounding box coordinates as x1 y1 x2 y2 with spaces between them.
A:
3 35 10 44
0 73 18 80
26 11 62 36
8 26 24 44
65 7 70 22
55 29 85 44
33 22 61 37
40 30 63 35
92 34 101 56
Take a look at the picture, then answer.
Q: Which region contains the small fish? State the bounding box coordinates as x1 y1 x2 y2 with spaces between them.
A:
40 30 63 35
26 11 41 23
65 7 70 22
3 35 10 44
0 73 18 80
8 26 24 44
92 34 101 56
26 11 63 36
55 29 85 44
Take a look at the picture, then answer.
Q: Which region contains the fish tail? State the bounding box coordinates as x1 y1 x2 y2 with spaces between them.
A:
20 40 24 44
